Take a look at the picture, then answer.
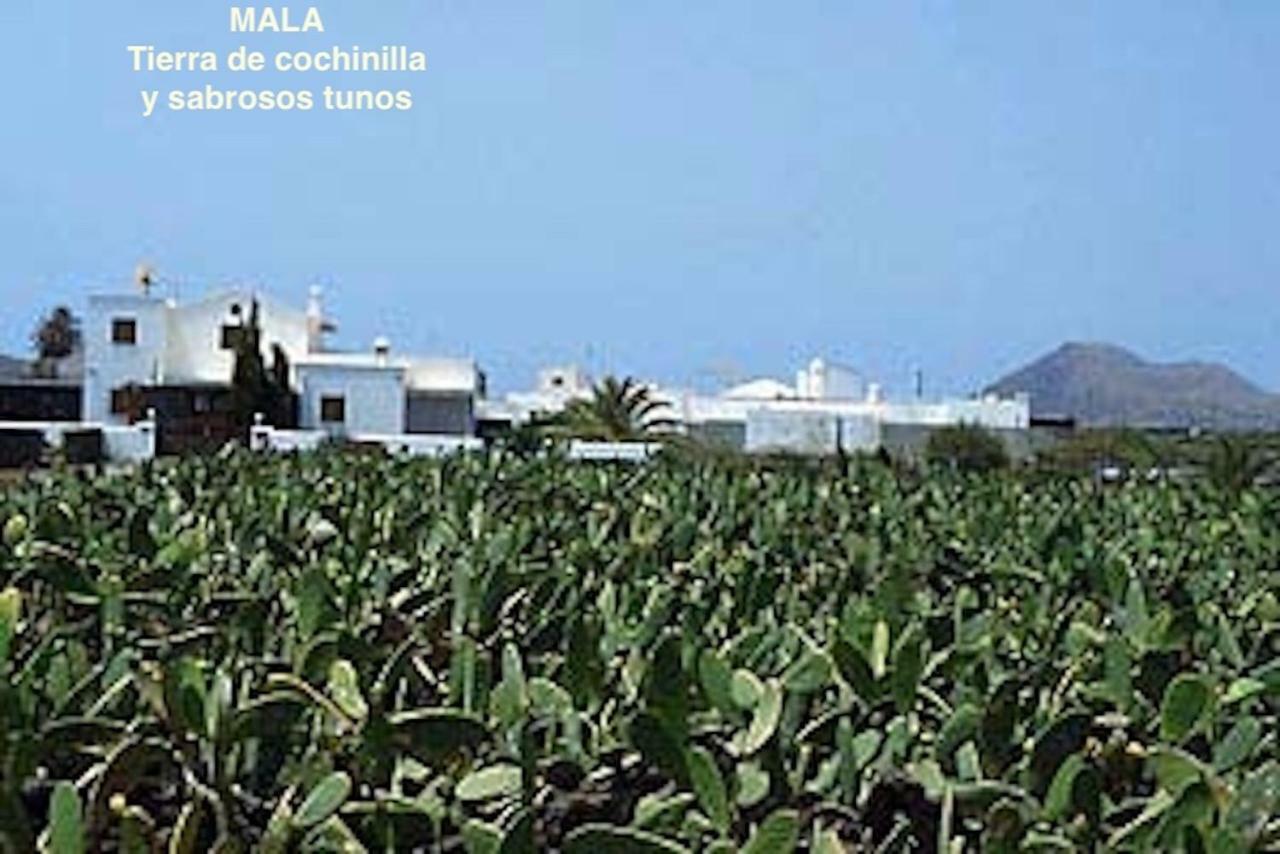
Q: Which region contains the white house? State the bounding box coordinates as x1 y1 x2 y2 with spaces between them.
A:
672 363 1030 453
74 273 1028 458
794 358 864 401
83 283 319 425
82 278 484 439
476 364 594 429
482 356 1031 455
294 341 483 436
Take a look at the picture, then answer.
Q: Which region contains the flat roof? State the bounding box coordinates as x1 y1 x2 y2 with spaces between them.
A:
295 354 407 371
0 378 82 388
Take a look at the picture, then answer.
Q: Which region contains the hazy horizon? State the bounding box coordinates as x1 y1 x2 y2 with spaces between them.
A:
4 3 1279 396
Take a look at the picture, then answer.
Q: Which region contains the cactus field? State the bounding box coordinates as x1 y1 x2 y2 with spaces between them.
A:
2 450 1279 852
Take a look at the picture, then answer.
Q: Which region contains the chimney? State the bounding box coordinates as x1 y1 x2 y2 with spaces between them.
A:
373 336 391 367
306 285 324 352
809 358 826 399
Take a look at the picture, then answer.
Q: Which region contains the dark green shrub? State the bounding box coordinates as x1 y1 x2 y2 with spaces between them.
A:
924 423 1009 473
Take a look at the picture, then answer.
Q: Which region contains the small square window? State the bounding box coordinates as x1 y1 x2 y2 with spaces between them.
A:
320 395 346 424
220 325 246 350
110 388 133 415
111 318 137 345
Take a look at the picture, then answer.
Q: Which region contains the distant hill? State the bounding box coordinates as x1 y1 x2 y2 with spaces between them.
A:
987 342 1280 430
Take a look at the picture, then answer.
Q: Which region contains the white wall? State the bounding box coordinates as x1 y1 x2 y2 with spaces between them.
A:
817 362 864 401
83 289 313 425
83 294 169 424
743 410 882 455
296 363 406 435
0 419 156 463
101 421 157 463
251 424 482 457
360 433 484 457
405 357 482 394
250 426 327 453
678 388 1029 454
879 398 1030 430
687 393 1029 433
164 291 311 385
537 365 591 395
746 410 842 455
567 441 661 462
840 414 882 451
796 359 863 401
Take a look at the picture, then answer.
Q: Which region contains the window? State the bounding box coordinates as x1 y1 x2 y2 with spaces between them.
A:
110 388 133 415
220 325 246 350
111 318 137 345
320 395 346 424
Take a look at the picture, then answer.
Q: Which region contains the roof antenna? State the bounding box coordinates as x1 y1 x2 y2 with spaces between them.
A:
134 262 156 297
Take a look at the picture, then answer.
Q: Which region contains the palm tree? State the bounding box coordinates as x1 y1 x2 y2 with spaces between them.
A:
551 376 676 441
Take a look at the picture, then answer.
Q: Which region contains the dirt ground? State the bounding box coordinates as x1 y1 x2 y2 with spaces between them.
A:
0 468 37 488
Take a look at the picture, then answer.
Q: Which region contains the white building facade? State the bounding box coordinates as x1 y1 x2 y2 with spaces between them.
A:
81 281 483 438
75 278 1027 457
293 349 483 436
83 286 314 425
484 356 1031 456
295 359 408 436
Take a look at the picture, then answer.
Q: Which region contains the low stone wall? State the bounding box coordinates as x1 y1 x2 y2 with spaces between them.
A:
249 427 328 454
250 425 482 457
566 441 662 462
359 433 484 457
0 418 156 465
101 422 158 463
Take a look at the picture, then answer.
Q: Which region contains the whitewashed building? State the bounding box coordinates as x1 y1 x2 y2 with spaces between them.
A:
65 275 1030 460
476 365 594 430
82 279 483 439
482 356 1031 456
294 343 483 437
675 359 1030 453
84 284 319 425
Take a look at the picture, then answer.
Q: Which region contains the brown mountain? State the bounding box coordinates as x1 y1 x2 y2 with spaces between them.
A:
987 342 1280 430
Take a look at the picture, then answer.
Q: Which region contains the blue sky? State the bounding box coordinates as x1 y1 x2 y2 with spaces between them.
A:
2 3 1279 394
